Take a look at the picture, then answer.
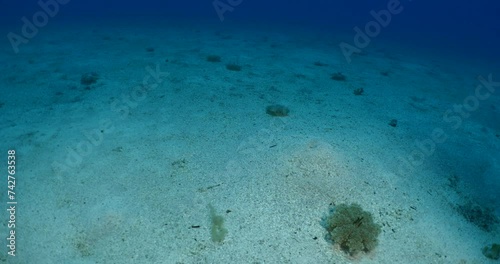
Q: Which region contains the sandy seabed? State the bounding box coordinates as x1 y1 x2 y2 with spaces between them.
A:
0 18 499 263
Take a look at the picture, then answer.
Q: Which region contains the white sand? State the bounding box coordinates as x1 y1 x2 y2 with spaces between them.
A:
0 18 499 263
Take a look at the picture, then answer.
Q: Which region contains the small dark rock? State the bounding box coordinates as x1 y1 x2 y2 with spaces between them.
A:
314 61 328 66
331 72 346 81
353 88 364 96
146 47 155 52
226 63 242 71
389 119 398 127
206 55 221 62
80 72 99 86
266 104 289 117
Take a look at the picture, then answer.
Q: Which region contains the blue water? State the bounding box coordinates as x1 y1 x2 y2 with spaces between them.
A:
2 0 500 58
1 0 499 263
